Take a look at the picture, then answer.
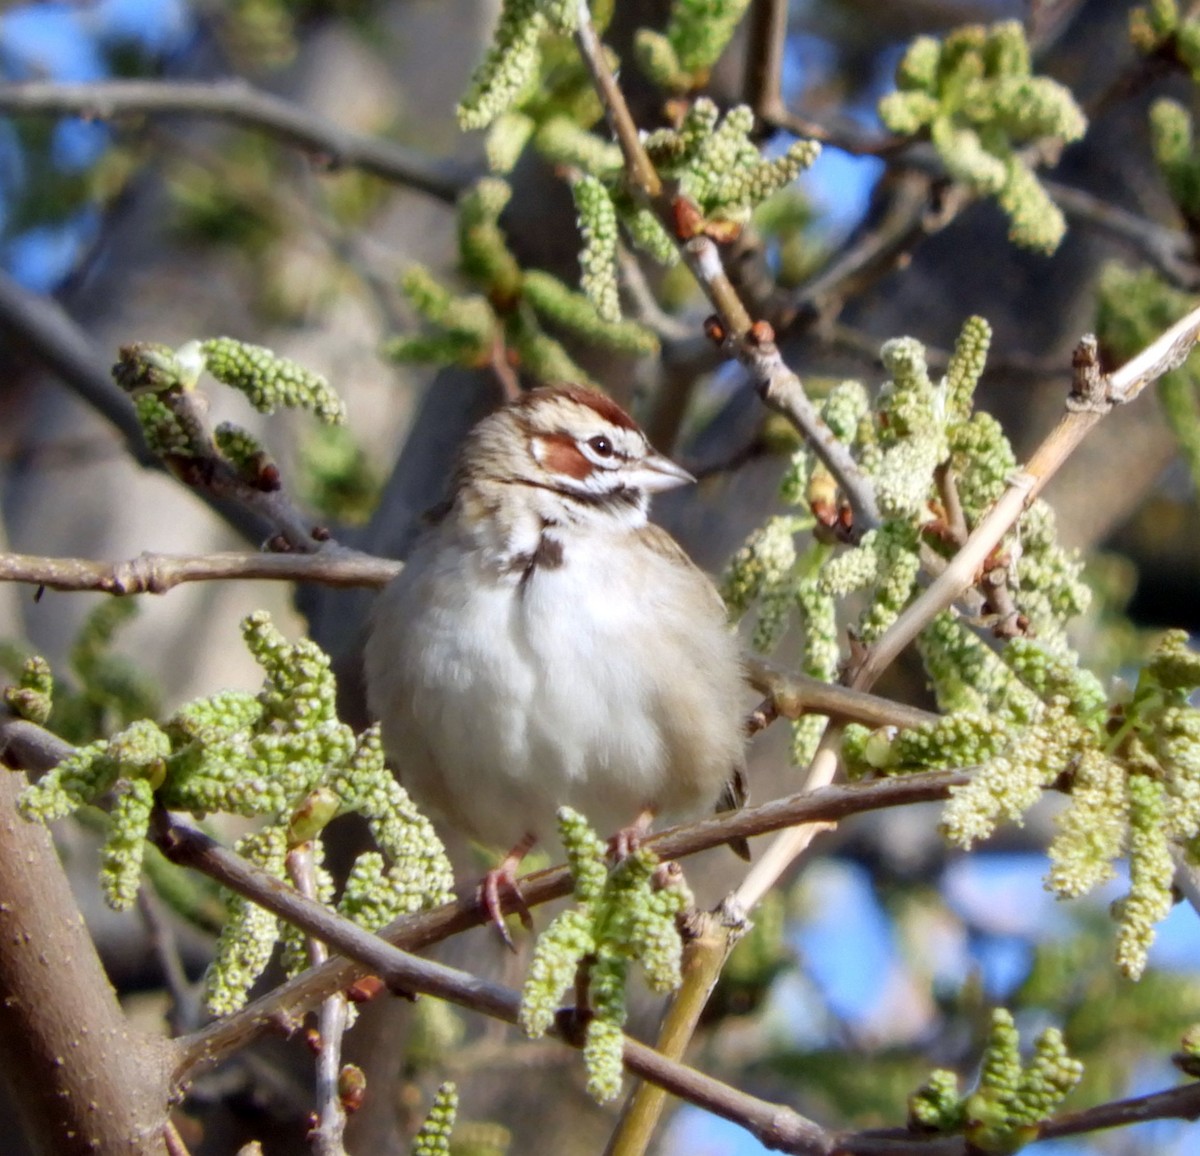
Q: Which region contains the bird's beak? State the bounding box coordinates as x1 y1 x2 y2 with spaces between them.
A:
638 451 696 493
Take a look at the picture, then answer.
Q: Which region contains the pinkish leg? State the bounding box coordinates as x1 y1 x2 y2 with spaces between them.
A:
480 832 537 950
607 808 656 861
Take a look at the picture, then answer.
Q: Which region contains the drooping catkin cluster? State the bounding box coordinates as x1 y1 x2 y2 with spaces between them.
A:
17 612 454 1014
450 0 821 328
909 1008 1083 1150
726 316 1089 765
721 310 1200 980
388 177 658 386
113 337 349 508
518 808 693 1102
878 20 1085 252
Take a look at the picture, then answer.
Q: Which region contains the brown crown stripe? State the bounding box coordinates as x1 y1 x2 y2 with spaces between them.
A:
517 385 639 432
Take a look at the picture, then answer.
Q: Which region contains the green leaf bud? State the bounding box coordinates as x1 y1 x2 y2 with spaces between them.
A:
200 337 346 425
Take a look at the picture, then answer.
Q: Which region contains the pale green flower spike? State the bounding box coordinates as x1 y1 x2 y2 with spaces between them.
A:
522 270 658 355
134 394 201 459
1095 263 1200 494
639 99 819 227
721 514 807 620
618 200 680 266
388 266 496 368
790 578 838 766
635 0 753 91
214 423 275 486
572 174 621 323
534 116 623 178
519 808 692 1102
102 777 156 910
206 826 288 1015
487 111 537 173
909 1068 965 1132
391 177 624 382
459 178 523 299
200 337 346 424
3 654 53 725
1149 99 1200 223
1115 773 1175 980
507 304 595 385
1131 1 1200 84
941 698 1092 849
910 1009 1082 1150
411 1082 459 1156
879 21 1085 252
17 613 452 1007
457 0 546 131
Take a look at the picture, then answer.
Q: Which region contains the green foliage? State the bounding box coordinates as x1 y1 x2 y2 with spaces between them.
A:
296 423 381 525
17 612 454 1013
3 655 53 726
910 1009 1082 1152
729 318 1088 683
522 271 659 355
200 337 347 424
1149 98 1200 226
456 0 598 131
926 628 1200 980
411 1082 458 1156
114 339 347 487
1096 262 1200 493
878 21 1085 252
519 808 692 1102
634 0 753 92
387 178 657 385
643 100 821 229
718 315 1200 978
572 174 621 322
1130 0 1200 84
1 602 159 754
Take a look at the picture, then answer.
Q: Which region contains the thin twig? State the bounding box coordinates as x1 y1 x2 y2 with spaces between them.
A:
152 811 834 1156
0 81 466 203
743 657 938 731
743 0 789 128
0 549 400 595
287 847 349 1156
0 269 268 545
1046 179 1200 289
851 303 1200 691
170 766 972 1084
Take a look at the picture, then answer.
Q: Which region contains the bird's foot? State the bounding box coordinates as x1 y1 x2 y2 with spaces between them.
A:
606 808 655 862
480 833 536 950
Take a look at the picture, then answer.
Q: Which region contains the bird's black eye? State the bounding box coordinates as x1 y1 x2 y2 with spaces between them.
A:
588 434 614 458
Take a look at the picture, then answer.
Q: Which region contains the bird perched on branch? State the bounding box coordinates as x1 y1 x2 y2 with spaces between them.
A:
365 385 748 939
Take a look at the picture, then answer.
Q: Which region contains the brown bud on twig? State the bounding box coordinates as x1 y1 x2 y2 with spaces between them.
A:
747 320 775 346
338 1064 367 1115
671 196 704 240
703 315 727 345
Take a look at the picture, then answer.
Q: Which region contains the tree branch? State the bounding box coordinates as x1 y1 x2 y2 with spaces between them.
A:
160 802 1200 1156
153 810 835 1155
0 764 174 1155
0 548 400 595
0 269 270 545
172 765 971 1083
0 80 468 203
852 303 1200 691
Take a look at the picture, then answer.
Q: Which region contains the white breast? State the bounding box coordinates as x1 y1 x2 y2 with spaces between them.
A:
364 522 745 853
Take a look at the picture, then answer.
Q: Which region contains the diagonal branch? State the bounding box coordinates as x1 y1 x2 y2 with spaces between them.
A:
852 303 1200 691
153 809 834 1156
0 80 468 203
171 766 970 1083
